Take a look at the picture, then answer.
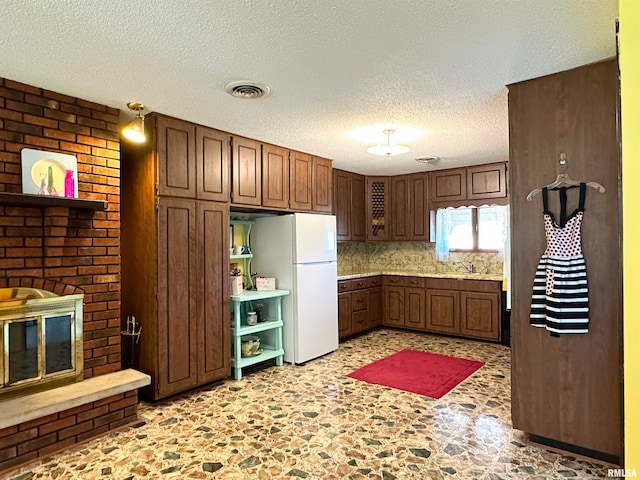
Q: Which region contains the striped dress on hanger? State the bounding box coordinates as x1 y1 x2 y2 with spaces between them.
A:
530 183 589 335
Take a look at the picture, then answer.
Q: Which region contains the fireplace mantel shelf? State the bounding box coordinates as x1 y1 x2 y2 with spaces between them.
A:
0 369 150 430
0 192 107 210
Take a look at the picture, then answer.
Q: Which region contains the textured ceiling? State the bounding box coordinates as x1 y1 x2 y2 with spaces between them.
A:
0 1 617 175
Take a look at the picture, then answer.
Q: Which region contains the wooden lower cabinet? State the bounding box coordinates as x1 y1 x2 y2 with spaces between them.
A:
339 276 500 342
426 289 459 335
459 291 499 340
337 278 383 340
383 286 404 327
351 290 369 334
123 196 230 401
368 288 382 328
381 276 501 342
157 198 198 397
196 202 231 383
425 279 500 341
338 291 352 338
405 286 426 330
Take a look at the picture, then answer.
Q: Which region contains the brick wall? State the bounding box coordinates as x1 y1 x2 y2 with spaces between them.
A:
0 78 130 473
0 391 138 471
0 77 121 378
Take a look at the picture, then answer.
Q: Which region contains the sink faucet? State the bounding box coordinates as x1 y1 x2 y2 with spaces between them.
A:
457 261 475 273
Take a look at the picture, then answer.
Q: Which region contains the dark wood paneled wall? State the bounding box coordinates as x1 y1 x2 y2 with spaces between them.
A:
509 60 621 457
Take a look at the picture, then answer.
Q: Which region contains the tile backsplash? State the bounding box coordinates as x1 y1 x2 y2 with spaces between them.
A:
337 242 503 276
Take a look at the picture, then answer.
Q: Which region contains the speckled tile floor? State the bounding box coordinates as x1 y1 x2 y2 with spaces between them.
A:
5 329 612 479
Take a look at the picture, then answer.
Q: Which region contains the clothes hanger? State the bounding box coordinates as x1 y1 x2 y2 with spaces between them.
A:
526 154 606 201
526 174 606 201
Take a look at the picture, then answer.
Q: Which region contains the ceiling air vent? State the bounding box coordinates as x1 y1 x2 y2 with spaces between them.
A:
225 81 270 99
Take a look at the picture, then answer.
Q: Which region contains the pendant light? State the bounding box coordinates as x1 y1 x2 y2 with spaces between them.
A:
367 129 410 156
121 102 145 143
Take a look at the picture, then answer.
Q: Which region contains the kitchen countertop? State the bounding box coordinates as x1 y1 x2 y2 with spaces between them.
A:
337 271 503 282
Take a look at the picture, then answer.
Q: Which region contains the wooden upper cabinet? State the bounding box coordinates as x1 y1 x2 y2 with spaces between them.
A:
196 126 230 202
409 172 429 241
157 115 197 198
467 163 507 200
351 173 366 241
391 175 410 240
312 156 333 213
231 136 261 206
366 177 390 241
290 150 313 211
334 170 351 241
334 170 366 242
431 168 466 203
262 144 289 209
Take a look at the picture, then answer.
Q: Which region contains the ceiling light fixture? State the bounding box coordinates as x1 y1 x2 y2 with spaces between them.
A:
415 156 440 164
367 129 411 156
121 102 145 143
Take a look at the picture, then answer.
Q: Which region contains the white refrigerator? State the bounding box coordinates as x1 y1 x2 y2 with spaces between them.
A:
251 213 338 364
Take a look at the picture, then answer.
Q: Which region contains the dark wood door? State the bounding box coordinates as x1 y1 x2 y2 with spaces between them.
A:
383 286 404 326
262 144 289 209
390 175 409 241
459 291 499 341
312 156 333 213
156 115 196 198
290 150 313 211
351 173 366 241
509 60 621 457
196 201 230 384
366 177 389 241
404 286 425 330
157 197 198 398
231 136 261 206
466 163 507 200
409 172 429 240
334 170 351 241
431 168 466 203
338 292 352 339
196 126 230 202
368 287 382 328
426 289 459 334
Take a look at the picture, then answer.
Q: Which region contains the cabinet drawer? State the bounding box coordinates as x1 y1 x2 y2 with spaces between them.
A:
351 290 368 311
365 276 382 288
383 276 406 287
350 278 367 290
405 277 425 288
461 279 501 293
352 310 368 333
338 280 352 293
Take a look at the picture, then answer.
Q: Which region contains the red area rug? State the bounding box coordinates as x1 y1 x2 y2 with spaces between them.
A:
347 349 484 399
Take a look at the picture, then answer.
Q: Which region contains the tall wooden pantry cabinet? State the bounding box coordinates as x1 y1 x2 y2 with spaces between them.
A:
509 60 621 460
122 113 230 400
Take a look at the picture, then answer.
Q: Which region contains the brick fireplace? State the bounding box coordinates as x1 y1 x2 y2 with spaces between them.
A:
0 78 147 472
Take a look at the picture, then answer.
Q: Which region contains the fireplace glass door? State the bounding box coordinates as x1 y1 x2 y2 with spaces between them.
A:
0 288 83 398
4 313 75 386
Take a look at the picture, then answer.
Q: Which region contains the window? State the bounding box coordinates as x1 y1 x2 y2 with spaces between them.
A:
435 205 508 259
